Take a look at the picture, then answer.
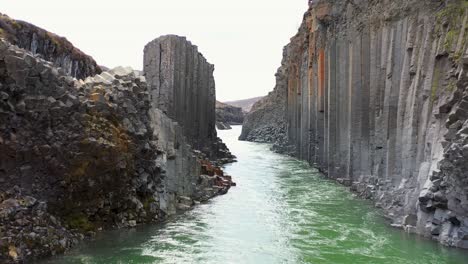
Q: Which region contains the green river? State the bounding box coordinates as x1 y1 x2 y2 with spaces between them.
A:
43 126 468 264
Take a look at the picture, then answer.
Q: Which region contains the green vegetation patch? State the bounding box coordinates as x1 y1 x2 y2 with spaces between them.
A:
444 29 457 50
46 31 63 52
143 197 156 211
447 79 457 93
64 213 95 232
437 1 468 23
435 1 468 60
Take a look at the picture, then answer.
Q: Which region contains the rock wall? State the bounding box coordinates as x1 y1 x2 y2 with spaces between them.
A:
243 0 468 248
215 101 244 130
148 107 231 215
143 35 233 162
0 13 101 79
0 39 234 263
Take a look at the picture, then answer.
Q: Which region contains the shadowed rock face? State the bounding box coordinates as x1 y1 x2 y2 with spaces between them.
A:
0 42 163 262
242 0 468 249
0 13 101 79
215 101 244 130
143 35 234 163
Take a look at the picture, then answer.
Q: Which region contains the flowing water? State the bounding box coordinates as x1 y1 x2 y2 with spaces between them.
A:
43 126 468 264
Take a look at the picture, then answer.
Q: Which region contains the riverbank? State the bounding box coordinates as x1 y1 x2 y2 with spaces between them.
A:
42 126 468 263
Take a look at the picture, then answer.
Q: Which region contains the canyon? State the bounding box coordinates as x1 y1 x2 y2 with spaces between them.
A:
1 0 468 262
0 18 234 263
242 0 468 249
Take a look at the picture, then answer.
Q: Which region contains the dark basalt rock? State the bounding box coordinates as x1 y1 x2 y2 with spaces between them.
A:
242 0 468 249
0 36 236 262
143 35 235 163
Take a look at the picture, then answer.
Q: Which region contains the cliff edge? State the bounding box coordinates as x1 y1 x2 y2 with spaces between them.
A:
0 13 101 79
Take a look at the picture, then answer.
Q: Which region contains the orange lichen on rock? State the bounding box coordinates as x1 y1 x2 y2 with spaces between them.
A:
318 48 325 111
200 159 236 191
68 112 134 184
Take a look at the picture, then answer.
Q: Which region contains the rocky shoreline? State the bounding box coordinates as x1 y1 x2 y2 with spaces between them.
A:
0 161 235 263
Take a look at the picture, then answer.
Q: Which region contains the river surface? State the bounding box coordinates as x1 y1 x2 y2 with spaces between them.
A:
43 126 468 264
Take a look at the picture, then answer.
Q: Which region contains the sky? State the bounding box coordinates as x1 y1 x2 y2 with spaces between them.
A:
2 0 308 101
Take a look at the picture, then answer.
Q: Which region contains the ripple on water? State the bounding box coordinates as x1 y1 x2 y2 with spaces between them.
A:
42 126 468 264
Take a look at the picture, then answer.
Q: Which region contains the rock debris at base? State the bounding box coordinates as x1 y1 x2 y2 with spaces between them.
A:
0 23 235 263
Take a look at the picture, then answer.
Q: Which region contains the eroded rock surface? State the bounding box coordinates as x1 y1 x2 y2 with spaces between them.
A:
0 38 235 263
242 0 468 248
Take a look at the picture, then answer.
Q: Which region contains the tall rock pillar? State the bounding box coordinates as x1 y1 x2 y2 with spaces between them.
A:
144 35 233 163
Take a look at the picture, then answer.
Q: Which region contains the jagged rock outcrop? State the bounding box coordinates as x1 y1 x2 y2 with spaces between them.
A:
143 35 234 163
0 38 235 263
0 13 101 79
243 0 468 248
215 101 244 130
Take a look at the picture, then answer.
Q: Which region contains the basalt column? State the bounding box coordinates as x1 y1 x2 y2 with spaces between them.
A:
143 35 217 154
242 0 468 249
284 0 468 248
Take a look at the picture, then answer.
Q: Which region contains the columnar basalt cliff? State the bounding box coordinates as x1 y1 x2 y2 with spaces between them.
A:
0 33 234 263
243 0 468 248
0 13 101 79
144 35 234 163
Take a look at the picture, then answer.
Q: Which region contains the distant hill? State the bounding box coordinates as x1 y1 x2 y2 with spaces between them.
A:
224 96 264 112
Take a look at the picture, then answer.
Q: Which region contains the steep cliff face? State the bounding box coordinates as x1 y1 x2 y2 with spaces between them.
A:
215 101 244 130
243 0 468 248
0 38 234 263
143 35 234 163
0 13 101 79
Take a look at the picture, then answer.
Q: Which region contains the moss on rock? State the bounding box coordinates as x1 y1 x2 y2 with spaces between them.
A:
64 213 95 232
